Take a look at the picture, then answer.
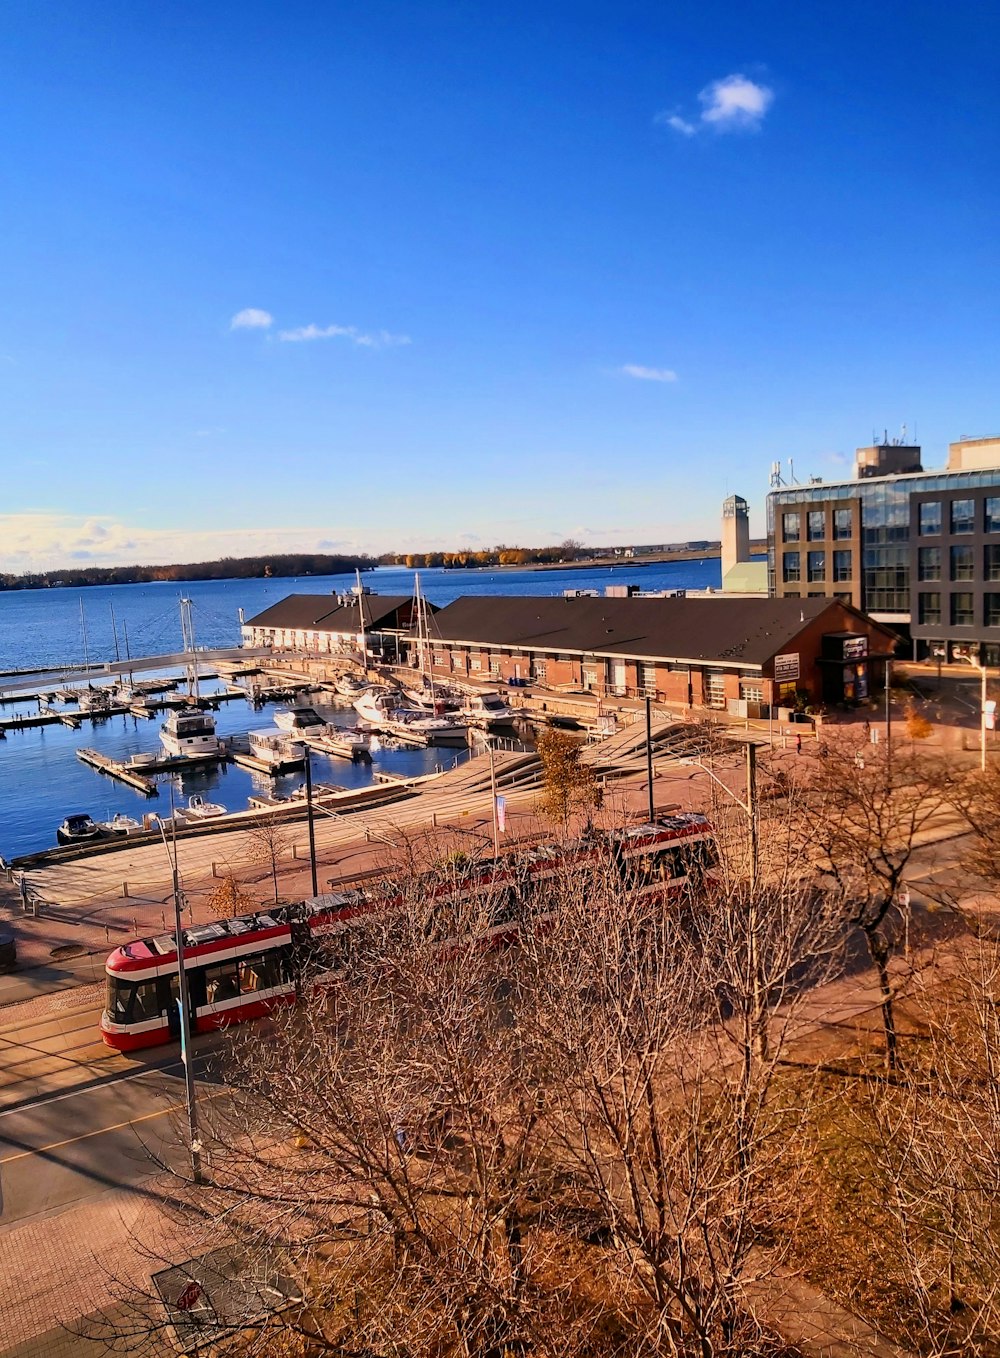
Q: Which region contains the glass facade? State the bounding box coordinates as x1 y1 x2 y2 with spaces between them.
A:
807 550 825 582
951 544 975 581
768 467 1000 621
782 512 800 543
807 510 825 541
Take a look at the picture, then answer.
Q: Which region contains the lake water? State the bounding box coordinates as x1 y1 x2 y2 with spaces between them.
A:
0 558 736 860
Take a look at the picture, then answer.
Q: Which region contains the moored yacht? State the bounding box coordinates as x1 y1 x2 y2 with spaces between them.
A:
273 705 328 735
458 689 519 729
160 707 223 760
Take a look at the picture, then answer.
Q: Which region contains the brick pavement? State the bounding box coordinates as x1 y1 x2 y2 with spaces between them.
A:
0 1187 191 1357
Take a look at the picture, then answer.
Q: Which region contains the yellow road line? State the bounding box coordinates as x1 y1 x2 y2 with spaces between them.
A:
0 1089 226 1165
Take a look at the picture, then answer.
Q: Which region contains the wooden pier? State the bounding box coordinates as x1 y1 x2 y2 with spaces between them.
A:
75 749 159 796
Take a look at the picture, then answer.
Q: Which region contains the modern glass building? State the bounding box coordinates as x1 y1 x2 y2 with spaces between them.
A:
768 465 1000 660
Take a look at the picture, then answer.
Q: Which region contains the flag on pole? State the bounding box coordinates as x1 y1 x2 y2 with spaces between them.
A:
496 796 506 833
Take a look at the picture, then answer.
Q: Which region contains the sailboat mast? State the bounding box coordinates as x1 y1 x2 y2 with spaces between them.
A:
415 574 436 707
180 597 198 701
80 598 90 673
109 603 122 664
355 569 368 673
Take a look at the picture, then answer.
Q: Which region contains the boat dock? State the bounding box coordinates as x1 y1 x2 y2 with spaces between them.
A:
75 749 159 796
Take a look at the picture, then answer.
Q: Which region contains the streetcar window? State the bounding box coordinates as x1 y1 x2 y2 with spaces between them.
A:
110 978 160 1022
239 955 281 994
108 976 128 1016
204 962 240 1005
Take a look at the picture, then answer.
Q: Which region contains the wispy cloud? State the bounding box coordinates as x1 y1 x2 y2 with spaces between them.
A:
278 323 411 348
230 307 274 330
620 364 678 383
656 72 774 137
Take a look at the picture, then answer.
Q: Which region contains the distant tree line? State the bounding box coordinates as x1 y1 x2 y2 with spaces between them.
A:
379 538 585 568
0 553 377 591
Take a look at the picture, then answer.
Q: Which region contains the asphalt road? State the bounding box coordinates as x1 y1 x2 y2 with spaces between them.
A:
0 1032 225 1225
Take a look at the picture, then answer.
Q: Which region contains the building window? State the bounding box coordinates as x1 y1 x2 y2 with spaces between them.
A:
807 510 825 541
470 656 482 671
807 551 826 582
919 593 941 626
782 551 801 583
833 507 852 541
489 659 501 677
639 662 658 695
951 592 974 626
740 680 764 703
782 512 800 543
951 545 975 581
532 659 547 681
986 498 1000 534
987 594 1000 628
986 545 1000 582
918 546 941 581
704 671 727 709
832 550 852 582
951 499 975 534
918 501 941 536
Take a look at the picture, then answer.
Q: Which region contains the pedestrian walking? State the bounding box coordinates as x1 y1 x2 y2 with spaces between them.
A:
863 719 871 742
795 733 802 755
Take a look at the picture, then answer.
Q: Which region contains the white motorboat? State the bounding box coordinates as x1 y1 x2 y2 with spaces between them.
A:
458 689 519 729
160 707 222 760
100 812 145 836
274 705 328 735
246 728 306 771
305 726 372 762
353 688 401 726
178 794 227 821
354 687 467 745
334 672 369 698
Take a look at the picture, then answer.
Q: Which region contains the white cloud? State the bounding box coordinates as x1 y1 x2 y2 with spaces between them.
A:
665 114 697 136
230 307 274 330
657 72 773 137
278 322 411 348
620 365 678 383
699 74 773 130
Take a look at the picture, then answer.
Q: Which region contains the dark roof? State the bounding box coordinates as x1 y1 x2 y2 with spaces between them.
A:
428 595 885 667
244 593 413 631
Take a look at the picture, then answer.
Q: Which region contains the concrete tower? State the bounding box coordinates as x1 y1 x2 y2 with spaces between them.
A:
721 494 750 579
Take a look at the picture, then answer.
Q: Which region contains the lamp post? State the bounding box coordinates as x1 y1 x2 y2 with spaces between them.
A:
153 782 203 1184
959 650 989 773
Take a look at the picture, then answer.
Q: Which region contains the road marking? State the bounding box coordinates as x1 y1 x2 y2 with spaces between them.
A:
0 1052 218 1119
0 1088 229 1164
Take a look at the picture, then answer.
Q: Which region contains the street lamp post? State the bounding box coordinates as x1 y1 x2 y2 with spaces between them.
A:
153 783 203 1184
960 650 989 773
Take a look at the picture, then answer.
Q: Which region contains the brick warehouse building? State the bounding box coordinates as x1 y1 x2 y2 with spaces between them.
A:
424 595 897 711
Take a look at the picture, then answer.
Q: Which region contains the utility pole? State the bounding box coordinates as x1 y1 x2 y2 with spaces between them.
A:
645 696 655 822
160 787 202 1184
488 740 501 856
746 741 758 890
304 749 318 896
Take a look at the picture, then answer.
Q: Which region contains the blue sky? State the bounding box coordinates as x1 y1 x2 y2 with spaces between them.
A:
1 1 998 568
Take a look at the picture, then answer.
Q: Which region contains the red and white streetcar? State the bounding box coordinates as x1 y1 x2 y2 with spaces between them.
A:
100 813 715 1051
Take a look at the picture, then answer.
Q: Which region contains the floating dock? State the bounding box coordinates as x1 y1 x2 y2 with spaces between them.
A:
75 749 159 796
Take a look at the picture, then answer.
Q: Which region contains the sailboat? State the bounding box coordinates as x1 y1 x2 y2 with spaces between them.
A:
159 598 222 760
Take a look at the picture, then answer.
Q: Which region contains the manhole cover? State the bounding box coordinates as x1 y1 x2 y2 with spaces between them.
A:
51 943 86 960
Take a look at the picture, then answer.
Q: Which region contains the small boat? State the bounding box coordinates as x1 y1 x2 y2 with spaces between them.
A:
101 812 145 836
334 673 369 698
57 813 104 846
273 705 328 734
78 687 113 713
160 707 222 760
458 689 519 729
304 726 372 762
246 728 306 771
179 794 227 821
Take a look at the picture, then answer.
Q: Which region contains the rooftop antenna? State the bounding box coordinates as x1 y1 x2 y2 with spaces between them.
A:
787 457 799 485
769 460 784 488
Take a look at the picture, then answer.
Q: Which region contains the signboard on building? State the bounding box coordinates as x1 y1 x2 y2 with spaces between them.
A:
774 653 800 683
842 636 868 660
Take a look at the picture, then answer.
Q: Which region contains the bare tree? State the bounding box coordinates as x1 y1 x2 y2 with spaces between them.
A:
246 816 293 904
791 737 959 1072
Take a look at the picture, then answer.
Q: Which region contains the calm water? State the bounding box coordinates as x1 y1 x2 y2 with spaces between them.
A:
0 558 733 860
